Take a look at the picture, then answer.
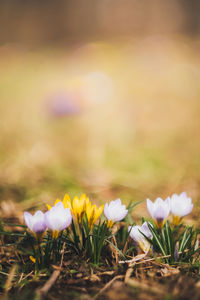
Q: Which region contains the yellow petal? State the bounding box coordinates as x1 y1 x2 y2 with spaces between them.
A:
73 196 79 211
139 240 150 254
154 219 166 229
63 194 72 209
86 203 104 229
80 193 86 202
93 204 104 222
54 199 61 205
52 230 60 239
72 196 80 221
47 199 61 210
84 196 90 211
107 220 114 228
72 194 90 223
46 204 52 210
29 256 36 263
63 194 71 203
97 205 104 218
173 215 181 226
86 202 92 217
80 194 89 213
88 205 96 229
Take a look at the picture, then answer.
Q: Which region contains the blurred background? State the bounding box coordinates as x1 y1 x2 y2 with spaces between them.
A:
0 0 200 222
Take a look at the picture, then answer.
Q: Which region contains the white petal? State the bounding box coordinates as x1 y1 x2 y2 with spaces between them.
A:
141 222 153 239
170 192 193 217
104 203 110 220
45 204 72 231
146 199 153 218
24 212 33 231
104 199 127 222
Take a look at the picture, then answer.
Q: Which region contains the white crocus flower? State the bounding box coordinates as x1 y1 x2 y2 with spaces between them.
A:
24 210 47 238
45 202 72 239
128 222 152 254
170 192 193 225
104 198 128 228
146 197 170 229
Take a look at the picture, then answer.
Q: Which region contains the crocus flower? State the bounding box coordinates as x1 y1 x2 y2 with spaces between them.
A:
45 202 72 239
72 194 90 223
170 192 193 225
47 193 89 224
128 222 153 254
146 197 170 229
86 202 104 229
104 199 128 228
47 194 72 210
46 93 81 118
24 210 46 238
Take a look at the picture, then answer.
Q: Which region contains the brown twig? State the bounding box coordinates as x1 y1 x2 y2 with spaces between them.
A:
0 271 17 277
93 275 124 300
18 272 24 284
125 265 134 283
4 264 18 294
36 269 60 297
112 235 119 264
119 253 146 264
119 251 189 265
21 270 34 282
96 270 115 276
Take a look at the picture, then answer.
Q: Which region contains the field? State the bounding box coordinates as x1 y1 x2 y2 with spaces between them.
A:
0 36 200 299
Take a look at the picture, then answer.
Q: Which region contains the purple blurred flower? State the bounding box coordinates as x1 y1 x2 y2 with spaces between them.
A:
45 202 72 239
46 93 81 118
24 210 46 234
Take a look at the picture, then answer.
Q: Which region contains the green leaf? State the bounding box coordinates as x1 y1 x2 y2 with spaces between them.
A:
147 223 167 257
179 227 191 252
165 221 174 259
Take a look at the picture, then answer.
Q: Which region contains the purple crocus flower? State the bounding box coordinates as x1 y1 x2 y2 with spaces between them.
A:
170 192 193 225
146 197 170 229
46 93 81 118
24 210 47 235
128 222 153 254
104 198 128 228
45 202 72 239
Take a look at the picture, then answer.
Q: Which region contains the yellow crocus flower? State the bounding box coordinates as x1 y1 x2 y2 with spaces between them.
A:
62 194 72 209
72 193 89 223
47 193 92 224
47 194 72 210
86 202 104 229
